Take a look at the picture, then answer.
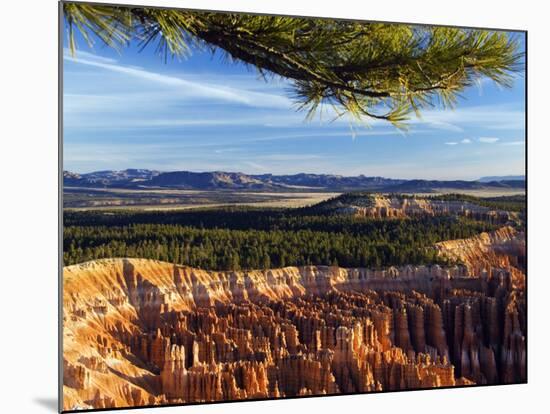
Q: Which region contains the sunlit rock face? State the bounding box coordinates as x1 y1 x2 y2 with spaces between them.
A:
435 226 526 289
328 195 519 225
63 232 526 411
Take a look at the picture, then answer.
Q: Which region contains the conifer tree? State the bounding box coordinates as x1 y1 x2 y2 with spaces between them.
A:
63 3 523 128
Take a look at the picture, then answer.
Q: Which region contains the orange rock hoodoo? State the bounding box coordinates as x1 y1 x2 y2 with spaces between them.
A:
63 233 526 411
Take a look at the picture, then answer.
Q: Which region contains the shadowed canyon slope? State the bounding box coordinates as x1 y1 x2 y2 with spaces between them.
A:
63 226 526 410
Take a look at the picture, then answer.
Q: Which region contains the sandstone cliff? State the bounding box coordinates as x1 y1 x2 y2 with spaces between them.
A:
435 226 526 289
329 195 517 224
63 254 525 410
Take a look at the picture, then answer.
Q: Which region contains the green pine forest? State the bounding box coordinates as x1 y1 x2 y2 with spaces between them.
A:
64 206 502 270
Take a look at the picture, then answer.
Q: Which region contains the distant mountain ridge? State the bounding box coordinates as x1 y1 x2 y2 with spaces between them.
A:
63 169 160 187
63 169 526 192
479 175 525 182
147 171 268 189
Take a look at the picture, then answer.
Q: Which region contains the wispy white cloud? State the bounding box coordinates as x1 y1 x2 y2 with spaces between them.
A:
413 104 525 132
445 136 526 148
479 137 500 143
445 138 471 146
246 129 418 143
255 154 325 161
502 140 525 146
64 113 306 129
63 52 292 109
63 48 118 64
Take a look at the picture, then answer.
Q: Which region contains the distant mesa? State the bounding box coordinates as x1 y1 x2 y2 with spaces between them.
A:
63 169 526 192
311 193 523 225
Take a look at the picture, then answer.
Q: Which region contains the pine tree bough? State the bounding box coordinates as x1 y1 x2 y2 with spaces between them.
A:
63 4 524 128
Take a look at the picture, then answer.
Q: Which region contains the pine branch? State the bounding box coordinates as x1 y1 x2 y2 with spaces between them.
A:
62 3 524 128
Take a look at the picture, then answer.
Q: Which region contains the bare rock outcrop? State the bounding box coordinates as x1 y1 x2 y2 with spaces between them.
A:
436 226 526 289
331 195 518 225
63 255 525 410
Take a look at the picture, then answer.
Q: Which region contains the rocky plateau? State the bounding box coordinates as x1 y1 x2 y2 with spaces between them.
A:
322 195 519 224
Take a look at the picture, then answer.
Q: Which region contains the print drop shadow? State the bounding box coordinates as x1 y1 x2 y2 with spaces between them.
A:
33 397 58 412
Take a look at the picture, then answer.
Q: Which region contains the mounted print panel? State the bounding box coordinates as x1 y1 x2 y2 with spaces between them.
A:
60 1 527 412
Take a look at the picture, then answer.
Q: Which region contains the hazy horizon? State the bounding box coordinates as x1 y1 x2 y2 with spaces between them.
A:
64 166 525 182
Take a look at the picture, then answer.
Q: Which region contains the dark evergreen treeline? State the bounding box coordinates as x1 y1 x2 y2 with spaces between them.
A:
64 208 498 270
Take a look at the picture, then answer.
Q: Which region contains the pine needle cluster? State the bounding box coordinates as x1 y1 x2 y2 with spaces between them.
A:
63 3 524 128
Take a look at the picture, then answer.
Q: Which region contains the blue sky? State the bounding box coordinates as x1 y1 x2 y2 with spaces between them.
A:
63 23 526 180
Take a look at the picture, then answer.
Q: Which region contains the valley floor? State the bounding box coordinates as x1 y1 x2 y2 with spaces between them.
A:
63 187 524 210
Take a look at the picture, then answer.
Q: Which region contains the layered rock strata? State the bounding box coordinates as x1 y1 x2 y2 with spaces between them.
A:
436 226 526 289
63 254 526 410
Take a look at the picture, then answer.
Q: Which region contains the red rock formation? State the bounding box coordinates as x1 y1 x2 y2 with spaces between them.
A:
334 196 518 225
63 256 526 410
436 226 526 289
